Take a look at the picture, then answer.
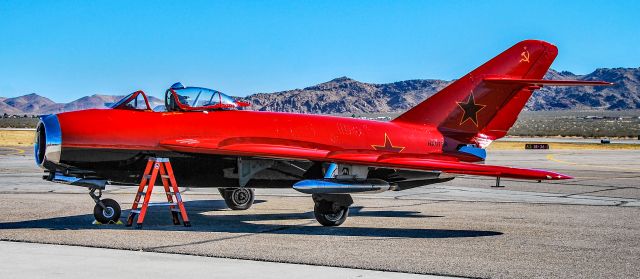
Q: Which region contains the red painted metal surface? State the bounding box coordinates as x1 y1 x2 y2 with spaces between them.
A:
57 108 569 180
59 109 442 154
52 40 611 181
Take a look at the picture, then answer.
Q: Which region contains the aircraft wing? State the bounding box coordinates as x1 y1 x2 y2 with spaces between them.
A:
160 137 570 180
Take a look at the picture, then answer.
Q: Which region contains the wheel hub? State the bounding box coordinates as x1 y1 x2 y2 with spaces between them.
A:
232 189 250 205
324 209 344 222
102 207 115 218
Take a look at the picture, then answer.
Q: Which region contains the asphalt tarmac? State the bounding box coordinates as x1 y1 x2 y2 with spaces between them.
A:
0 241 450 279
0 146 639 278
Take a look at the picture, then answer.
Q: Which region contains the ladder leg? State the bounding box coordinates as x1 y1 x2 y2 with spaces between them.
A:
160 163 180 225
136 162 160 228
164 161 190 227
126 159 154 226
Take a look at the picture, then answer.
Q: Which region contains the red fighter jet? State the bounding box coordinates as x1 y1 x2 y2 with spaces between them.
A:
36 40 610 226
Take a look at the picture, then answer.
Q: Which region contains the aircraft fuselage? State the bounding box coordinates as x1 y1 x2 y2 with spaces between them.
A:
37 109 454 187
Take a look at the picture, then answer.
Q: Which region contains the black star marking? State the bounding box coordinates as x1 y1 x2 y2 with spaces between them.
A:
456 93 486 127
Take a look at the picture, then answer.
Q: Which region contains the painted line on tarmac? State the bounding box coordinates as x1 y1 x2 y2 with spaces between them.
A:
546 154 640 172
0 147 26 156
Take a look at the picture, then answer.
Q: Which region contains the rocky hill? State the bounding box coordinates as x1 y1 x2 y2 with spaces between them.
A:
0 101 23 114
245 77 449 114
1 67 639 115
1 94 163 115
531 68 640 110
243 68 640 113
3 93 58 114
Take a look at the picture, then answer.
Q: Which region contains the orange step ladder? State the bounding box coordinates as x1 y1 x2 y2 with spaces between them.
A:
126 157 190 228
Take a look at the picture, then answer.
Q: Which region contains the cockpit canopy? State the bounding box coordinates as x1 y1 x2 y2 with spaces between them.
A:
110 90 151 111
165 82 249 112
110 83 248 112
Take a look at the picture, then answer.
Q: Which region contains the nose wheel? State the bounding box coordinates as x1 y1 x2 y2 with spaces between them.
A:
90 188 122 224
93 198 121 224
219 188 255 210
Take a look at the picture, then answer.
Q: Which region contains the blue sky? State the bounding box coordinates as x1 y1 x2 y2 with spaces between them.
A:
0 0 638 102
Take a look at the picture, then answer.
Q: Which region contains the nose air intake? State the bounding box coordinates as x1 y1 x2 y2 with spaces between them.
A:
35 114 62 168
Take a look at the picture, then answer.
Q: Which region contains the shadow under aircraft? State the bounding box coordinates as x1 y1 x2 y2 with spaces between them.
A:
0 199 502 239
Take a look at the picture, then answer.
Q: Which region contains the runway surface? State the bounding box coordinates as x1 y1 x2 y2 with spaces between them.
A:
0 241 448 279
0 146 639 278
498 136 640 145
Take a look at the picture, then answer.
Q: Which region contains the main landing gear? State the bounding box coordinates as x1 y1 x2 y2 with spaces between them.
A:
312 194 353 226
90 188 122 224
219 187 255 210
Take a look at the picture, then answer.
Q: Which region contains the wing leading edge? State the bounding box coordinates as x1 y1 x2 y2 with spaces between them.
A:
160 138 571 180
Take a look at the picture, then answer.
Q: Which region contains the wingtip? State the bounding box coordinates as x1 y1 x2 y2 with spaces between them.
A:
543 171 573 180
588 81 615 86
554 173 573 180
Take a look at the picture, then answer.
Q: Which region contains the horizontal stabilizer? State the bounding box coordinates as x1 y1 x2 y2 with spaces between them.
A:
484 77 613 87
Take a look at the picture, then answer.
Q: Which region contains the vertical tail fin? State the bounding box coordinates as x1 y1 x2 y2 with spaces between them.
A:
392 40 558 145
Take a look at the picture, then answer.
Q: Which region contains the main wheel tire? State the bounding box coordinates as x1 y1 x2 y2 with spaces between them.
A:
221 188 254 210
218 188 229 199
314 203 349 227
93 198 121 224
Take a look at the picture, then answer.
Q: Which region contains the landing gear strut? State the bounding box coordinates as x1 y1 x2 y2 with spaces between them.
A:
219 188 255 210
90 188 121 224
312 194 353 226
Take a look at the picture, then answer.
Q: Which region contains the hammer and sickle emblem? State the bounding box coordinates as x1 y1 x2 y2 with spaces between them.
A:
519 47 530 63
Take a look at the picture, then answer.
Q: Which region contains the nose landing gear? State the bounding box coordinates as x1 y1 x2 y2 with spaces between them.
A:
90 188 122 224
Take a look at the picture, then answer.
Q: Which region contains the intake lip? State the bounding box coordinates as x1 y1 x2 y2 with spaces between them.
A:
35 114 62 168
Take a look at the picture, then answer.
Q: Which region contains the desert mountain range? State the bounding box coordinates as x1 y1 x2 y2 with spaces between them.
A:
2 67 638 115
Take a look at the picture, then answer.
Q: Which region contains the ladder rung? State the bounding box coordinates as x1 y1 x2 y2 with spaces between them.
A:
131 205 181 213
130 158 189 227
143 174 170 179
140 192 176 197
146 202 177 207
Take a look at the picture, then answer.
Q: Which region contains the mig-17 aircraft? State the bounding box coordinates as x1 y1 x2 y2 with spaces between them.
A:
35 40 609 226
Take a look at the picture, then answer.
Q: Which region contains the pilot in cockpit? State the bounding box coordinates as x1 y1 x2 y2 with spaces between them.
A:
111 82 250 112
164 82 249 112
